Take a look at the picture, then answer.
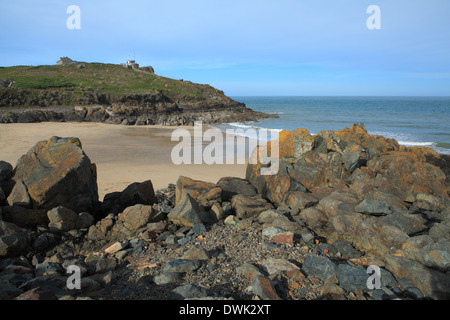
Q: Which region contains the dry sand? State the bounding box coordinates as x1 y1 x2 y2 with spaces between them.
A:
0 122 249 199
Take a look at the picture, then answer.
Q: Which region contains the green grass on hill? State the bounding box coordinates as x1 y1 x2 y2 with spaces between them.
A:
0 63 210 102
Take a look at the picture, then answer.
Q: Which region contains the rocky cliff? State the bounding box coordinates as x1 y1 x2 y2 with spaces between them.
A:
0 63 275 126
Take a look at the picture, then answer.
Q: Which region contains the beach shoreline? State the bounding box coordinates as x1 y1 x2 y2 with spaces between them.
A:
0 122 248 199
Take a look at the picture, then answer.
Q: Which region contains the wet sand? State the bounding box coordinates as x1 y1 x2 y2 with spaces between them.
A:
0 122 248 199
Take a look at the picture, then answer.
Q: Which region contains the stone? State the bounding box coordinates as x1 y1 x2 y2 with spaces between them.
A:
257 210 282 224
171 283 208 300
341 143 367 173
187 223 207 236
95 257 117 273
147 220 168 232
401 235 435 262
77 212 95 229
168 193 203 227
385 254 450 300
252 275 280 300
376 212 427 236
104 240 129 254
216 177 257 201
355 199 392 216
116 180 156 210
0 220 31 258
7 137 99 215
262 226 286 240
258 258 299 276
231 194 273 219
181 246 210 260
87 215 115 240
331 240 363 259
117 204 163 233
224 215 237 226
283 191 320 211
47 206 79 232
6 180 31 208
175 176 222 208
302 254 337 281
269 231 295 246
154 272 181 285
236 263 264 280
31 232 59 252
429 222 450 242
210 202 225 221
163 259 202 273
34 262 64 277
417 241 450 272
336 264 370 293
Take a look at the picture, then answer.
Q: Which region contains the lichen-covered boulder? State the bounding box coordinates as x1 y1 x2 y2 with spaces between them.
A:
6 137 99 217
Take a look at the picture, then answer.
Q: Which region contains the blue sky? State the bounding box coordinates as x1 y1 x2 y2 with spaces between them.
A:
1 0 450 96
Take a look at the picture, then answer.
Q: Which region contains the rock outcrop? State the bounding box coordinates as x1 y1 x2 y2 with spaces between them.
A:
0 125 449 301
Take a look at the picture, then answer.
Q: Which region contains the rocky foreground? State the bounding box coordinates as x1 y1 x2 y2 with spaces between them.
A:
0 123 449 300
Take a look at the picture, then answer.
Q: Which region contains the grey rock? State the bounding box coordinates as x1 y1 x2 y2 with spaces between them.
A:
236 263 264 280
153 272 181 285
336 264 370 293
332 240 363 259
251 275 280 300
429 222 450 242
377 212 427 236
216 177 257 201
355 199 392 216
418 241 450 272
302 254 337 281
35 262 64 277
163 259 202 273
385 254 450 299
95 257 117 273
261 226 286 240
170 283 208 300
6 180 31 208
187 223 206 236
47 206 79 232
258 258 299 276
31 232 60 252
168 193 203 227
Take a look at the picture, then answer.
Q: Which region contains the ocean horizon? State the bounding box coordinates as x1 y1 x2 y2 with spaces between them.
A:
215 96 450 155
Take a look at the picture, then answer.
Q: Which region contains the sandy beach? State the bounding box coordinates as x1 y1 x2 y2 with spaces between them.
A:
0 122 248 200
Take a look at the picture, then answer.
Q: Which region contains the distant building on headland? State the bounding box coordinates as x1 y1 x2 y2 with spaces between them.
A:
122 60 155 74
57 57 77 66
125 60 140 69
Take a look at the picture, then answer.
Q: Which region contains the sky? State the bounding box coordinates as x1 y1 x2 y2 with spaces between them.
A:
1 0 450 96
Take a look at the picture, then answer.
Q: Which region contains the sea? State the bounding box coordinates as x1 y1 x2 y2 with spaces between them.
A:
213 96 450 155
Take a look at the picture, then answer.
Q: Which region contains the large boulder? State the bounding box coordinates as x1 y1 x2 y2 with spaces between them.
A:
6 137 99 216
